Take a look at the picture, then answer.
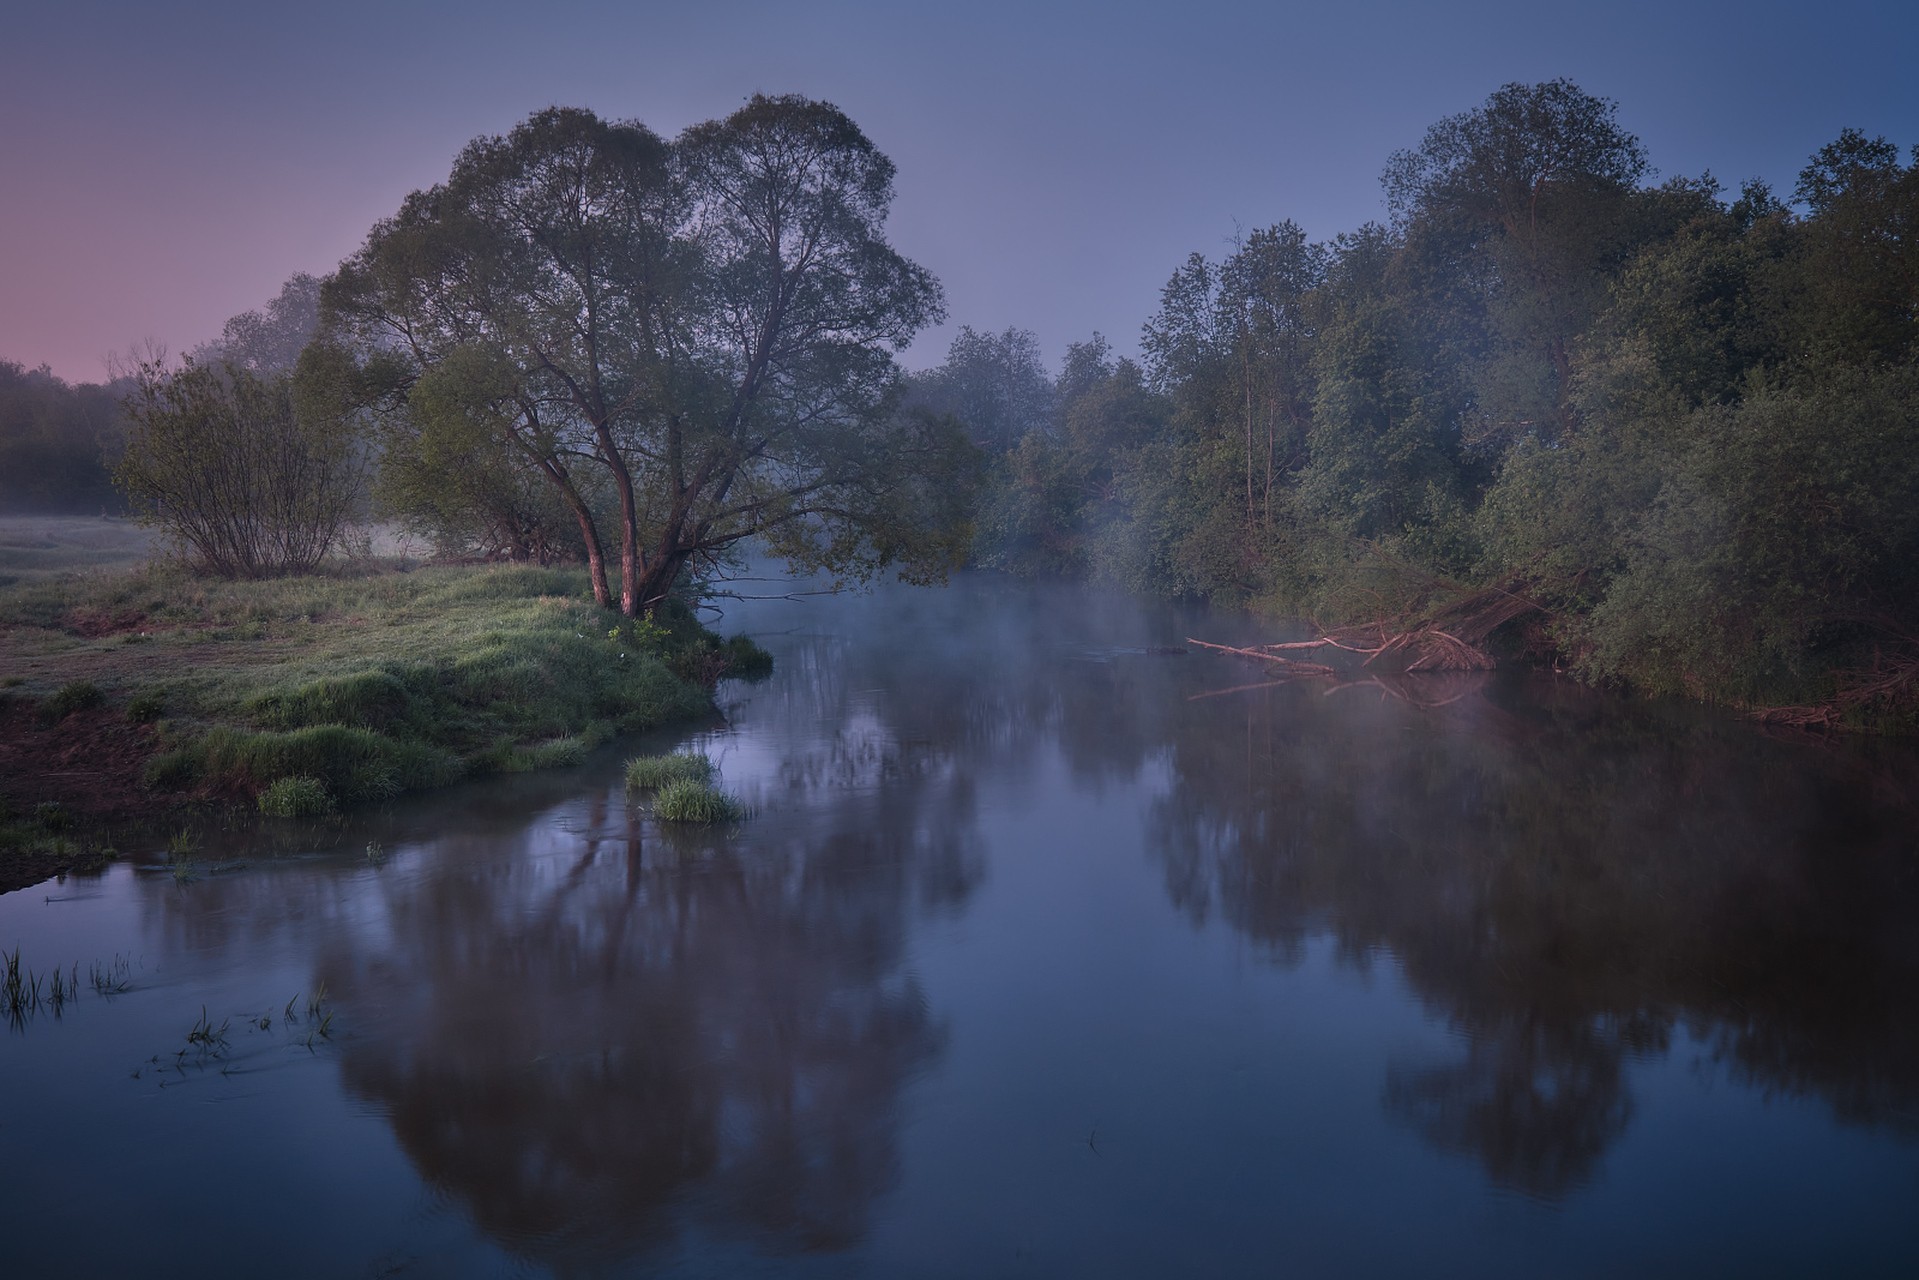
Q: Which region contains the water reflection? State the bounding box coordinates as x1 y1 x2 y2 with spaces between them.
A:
104 575 1919 1272
312 756 982 1269
1144 672 1919 1197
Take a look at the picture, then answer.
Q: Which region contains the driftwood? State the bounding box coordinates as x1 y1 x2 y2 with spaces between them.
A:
1184 641 1492 710
1187 579 1549 706
1184 639 1339 677
1750 648 1919 729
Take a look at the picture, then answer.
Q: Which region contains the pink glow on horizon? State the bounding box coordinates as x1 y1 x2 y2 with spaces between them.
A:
3 0 1913 383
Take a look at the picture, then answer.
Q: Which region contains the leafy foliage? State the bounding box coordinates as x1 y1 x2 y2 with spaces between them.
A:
322 98 976 616
965 81 1919 722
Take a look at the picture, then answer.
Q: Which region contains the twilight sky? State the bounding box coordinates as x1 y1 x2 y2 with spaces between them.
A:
4 0 1916 382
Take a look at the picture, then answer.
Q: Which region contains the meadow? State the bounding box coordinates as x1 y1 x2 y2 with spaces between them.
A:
0 516 755 890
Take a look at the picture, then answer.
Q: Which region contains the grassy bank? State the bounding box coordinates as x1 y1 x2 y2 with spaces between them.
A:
0 519 764 890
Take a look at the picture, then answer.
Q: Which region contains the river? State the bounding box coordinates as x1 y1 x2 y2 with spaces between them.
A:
2 573 1915 1278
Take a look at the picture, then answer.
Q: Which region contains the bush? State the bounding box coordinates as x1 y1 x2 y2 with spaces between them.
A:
115 355 365 577
257 775 334 818
624 752 714 790
617 602 775 686
652 778 744 824
126 690 165 724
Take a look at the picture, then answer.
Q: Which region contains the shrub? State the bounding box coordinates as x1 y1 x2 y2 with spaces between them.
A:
652 778 744 824
127 690 165 724
115 355 365 578
258 775 335 818
624 752 714 790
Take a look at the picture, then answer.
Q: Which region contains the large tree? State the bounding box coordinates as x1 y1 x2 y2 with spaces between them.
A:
1383 79 1649 439
321 96 968 616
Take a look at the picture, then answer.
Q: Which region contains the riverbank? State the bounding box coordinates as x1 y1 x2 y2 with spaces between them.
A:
0 524 760 892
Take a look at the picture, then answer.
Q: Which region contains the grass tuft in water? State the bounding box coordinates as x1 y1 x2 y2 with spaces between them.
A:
624 751 715 790
89 955 132 996
652 777 745 824
3 947 41 1023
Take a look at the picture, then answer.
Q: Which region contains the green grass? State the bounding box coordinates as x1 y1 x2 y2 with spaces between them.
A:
0 538 737 814
652 777 745 824
257 775 335 818
0 516 154 586
624 751 715 789
40 679 104 722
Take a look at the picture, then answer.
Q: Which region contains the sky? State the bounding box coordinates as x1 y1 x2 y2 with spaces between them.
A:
3 0 1917 383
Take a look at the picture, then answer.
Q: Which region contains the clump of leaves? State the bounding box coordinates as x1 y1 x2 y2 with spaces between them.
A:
257 775 335 818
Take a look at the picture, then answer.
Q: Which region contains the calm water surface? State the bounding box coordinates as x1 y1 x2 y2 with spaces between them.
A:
3 575 1917 1278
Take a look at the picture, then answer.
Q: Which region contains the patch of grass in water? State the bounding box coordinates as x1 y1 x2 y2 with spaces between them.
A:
652 777 745 825
624 751 715 790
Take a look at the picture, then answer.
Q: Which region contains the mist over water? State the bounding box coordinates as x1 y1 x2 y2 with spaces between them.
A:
2 574 1916 1277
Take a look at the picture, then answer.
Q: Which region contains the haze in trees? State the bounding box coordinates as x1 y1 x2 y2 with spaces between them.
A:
962 80 1919 726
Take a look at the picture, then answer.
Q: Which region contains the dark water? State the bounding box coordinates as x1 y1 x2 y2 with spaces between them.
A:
3 575 1917 1278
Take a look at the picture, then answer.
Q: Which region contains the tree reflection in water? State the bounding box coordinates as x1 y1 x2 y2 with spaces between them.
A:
315 721 982 1269
131 575 1919 1251
1141 671 1919 1198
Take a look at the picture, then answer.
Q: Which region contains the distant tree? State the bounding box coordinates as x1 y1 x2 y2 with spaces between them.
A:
0 361 127 513
198 273 323 374
1384 79 1649 439
909 326 1054 454
115 356 365 576
1787 129 1919 365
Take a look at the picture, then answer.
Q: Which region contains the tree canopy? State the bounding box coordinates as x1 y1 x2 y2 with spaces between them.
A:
320 96 973 615
963 80 1919 726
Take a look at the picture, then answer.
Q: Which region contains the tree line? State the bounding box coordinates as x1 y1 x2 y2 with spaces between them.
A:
13 81 1917 721
934 80 1919 724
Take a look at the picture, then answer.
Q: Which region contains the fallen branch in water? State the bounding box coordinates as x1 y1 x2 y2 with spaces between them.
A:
1190 625 1494 675
1184 638 1339 676
1750 646 1919 730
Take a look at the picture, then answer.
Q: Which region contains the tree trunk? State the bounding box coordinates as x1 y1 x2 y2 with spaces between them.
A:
634 549 685 619
570 502 613 609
